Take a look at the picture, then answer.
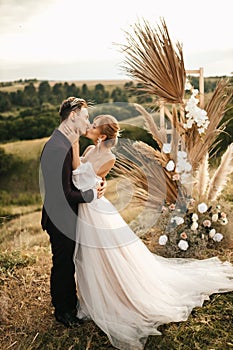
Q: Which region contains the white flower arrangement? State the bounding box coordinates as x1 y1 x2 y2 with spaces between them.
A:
183 83 209 135
157 201 228 253
165 150 193 186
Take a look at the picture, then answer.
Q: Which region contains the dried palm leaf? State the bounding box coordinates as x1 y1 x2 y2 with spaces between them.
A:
133 141 169 167
131 142 188 205
113 140 178 207
121 17 186 104
206 143 233 201
113 156 149 205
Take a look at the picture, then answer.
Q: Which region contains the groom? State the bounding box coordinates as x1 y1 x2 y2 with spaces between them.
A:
40 96 106 327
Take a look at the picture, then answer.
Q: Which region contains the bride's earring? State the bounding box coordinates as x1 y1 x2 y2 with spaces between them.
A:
97 137 102 152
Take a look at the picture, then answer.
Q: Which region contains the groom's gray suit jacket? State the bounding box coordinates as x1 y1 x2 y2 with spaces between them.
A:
40 129 94 240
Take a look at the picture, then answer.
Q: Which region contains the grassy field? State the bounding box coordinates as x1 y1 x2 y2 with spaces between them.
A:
0 137 233 350
2 138 48 160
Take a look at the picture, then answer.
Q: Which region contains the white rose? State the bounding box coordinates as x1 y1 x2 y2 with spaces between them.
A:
171 216 184 225
192 89 199 96
198 128 205 135
162 143 171 154
185 81 192 90
197 202 208 213
192 213 198 221
178 151 187 159
184 162 192 172
220 218 228 225
186 118 194 128
158 234 168 245
212 214 218 222
175 216 184 225
180 173 193 186
178 239 189 251
213 233 223 242
191 221 198 231
209 229 216 238
166 160 175 172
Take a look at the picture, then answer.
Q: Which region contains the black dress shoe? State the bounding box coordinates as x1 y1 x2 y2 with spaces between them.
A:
55 311 81 328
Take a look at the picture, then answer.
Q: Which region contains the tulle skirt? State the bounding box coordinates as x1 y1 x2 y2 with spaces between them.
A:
74 197 233 350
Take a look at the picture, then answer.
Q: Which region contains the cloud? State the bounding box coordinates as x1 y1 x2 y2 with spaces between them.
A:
0 58 125 81
1 48 232 82
185 48 233 76
0 0 56 33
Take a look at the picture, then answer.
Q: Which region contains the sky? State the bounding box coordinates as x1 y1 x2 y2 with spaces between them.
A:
0 0 232 82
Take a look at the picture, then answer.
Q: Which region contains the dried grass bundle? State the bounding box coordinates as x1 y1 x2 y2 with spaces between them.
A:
134 103 166 148
193 153 210 201
206 143 233 202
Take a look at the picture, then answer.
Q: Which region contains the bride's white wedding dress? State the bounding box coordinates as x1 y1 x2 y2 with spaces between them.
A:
72 161 233 350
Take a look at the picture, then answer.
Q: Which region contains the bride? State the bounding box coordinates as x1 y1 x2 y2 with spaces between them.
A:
71 114 233 350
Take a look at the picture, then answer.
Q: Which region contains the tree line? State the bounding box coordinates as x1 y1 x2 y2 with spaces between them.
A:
0 80 154 113
0 76 223 113
0 77 231 148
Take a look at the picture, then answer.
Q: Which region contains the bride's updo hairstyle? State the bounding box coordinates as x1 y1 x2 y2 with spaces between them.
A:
94 114 120 148
59 97 88 121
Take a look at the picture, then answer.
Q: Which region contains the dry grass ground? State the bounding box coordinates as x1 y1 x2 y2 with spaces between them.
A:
0 204 233 350
1 142 233 349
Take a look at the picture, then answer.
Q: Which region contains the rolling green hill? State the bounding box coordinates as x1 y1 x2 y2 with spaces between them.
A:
2 137 48 160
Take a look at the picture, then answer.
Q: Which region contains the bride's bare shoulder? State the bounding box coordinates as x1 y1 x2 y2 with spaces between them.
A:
82 145 95 157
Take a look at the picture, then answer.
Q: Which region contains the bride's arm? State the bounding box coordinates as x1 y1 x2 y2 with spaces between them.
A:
72 140 80 169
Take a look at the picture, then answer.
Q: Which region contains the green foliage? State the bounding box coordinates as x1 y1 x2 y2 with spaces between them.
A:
0 147 20 176
0 107 59 142
0 191 41 206
0 91 12 112
111 86 128 102
89 102 140 121
0 78 232 156
214 103 233 157
120 123 159 149
0 250 36 275
188 75 225 92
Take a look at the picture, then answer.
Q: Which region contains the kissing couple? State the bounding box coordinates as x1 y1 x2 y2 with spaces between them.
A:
40 96 233 350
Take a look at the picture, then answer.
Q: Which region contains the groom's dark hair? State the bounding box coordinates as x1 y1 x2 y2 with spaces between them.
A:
59 97 88 121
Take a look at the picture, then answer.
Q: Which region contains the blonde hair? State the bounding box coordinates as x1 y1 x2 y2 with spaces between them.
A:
94 114 120 148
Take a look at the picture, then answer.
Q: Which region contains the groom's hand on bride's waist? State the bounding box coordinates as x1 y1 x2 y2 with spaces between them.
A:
97 179 107 199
